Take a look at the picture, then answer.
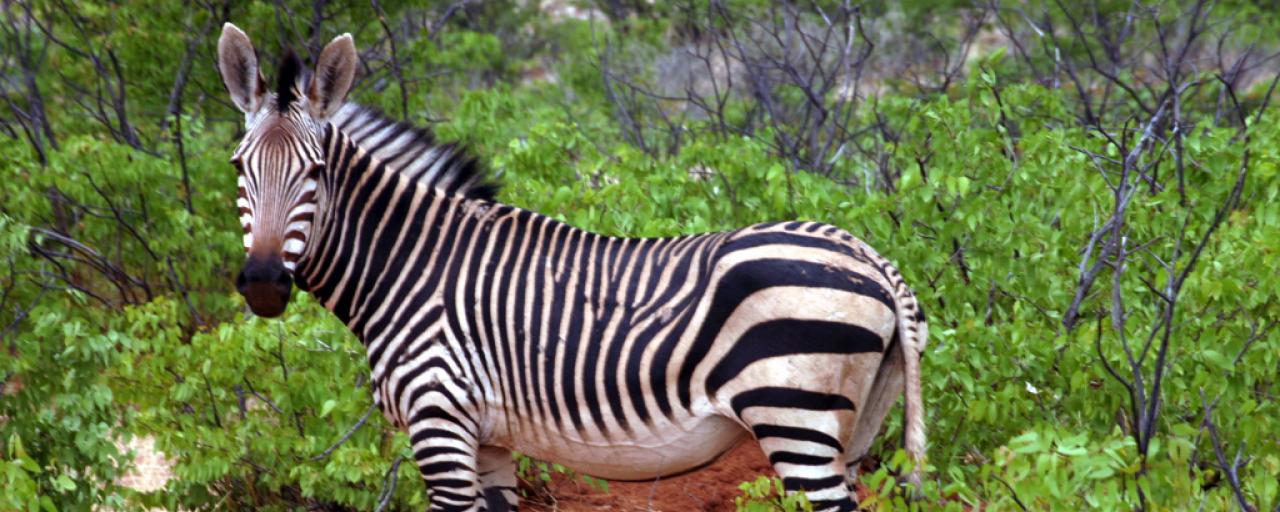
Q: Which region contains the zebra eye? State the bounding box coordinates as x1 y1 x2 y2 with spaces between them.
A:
306 163 324 179
230 158 245 175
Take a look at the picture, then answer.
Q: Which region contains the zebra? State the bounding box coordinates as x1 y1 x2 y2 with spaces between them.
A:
217 23 927 512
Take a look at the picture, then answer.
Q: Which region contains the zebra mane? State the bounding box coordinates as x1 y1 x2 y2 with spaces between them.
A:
328 103 499 201
275 49 304 112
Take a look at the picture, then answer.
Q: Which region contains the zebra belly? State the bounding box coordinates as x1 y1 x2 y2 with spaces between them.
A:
509 415 747 481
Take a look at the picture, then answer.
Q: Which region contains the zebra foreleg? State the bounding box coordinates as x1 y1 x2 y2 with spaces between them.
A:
404 384 487 511
477 446 518 511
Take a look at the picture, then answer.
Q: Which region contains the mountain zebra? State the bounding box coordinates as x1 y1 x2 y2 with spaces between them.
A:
218 24 927 512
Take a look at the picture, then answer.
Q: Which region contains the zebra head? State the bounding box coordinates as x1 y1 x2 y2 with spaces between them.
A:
217 23 357 317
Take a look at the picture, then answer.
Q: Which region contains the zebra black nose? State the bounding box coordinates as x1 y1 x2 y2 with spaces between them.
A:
236 256 293 318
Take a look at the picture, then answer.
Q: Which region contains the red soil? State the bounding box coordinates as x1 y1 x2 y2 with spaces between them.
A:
521 441 873 511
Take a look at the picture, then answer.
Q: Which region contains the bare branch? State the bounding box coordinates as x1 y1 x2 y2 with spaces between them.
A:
1200 390 1256 512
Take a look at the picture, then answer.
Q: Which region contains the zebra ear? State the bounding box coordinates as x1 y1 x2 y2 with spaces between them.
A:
308 33 358 120
217 23 267 114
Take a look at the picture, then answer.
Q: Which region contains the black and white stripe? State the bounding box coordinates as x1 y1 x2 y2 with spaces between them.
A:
329 103 498 199
230 53 324 272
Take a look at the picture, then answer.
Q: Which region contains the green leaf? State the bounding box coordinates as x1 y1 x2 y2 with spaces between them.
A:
1088 466 1115 479
1056 444 1087 457
54 475 76 492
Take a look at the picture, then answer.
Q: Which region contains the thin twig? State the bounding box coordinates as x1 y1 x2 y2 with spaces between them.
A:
311 404 376 461
374 456 405 512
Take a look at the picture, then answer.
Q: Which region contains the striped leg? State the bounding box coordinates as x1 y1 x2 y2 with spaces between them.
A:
746 413 859 512
477 446 518 511
405 383 484 511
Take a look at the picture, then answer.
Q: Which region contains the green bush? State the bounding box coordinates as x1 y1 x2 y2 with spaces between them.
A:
2 1 1277 511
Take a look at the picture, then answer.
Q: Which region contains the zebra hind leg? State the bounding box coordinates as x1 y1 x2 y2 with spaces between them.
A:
746 412 859 512
477 446 518 511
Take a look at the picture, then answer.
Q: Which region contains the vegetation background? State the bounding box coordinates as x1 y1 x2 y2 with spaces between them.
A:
1 0 1278 510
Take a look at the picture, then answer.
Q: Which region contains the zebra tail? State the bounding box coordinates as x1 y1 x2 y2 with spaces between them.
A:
886 262 928 496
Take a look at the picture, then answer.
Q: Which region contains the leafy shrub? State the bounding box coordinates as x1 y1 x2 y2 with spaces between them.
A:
736 475 814 512
2 2 1278 511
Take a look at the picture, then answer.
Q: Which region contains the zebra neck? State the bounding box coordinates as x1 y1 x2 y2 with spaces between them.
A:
297 126 517 353
328 103 497 200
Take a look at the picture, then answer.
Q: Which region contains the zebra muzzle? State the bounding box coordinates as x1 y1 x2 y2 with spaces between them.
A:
236 256 293 318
